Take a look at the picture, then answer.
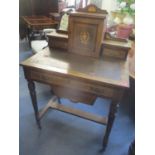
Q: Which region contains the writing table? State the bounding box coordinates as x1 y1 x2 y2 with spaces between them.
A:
21 47 129 150
22 16 58 44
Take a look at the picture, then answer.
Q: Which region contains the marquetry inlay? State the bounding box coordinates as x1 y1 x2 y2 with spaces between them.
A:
80 31 89 45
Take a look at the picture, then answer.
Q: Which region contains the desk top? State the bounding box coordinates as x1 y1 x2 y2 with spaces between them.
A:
23 16 57 26
21 48 129 89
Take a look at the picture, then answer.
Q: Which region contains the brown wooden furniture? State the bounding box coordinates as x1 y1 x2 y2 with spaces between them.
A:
23 16 57 29
47 31 131 60
68 5 108 58
19 0 66 17
102 39 131 60
19 0 63 39
48 30 68 50
21 4 130 151
128 39 135 79
21 47 129 150
48 4 108 57
22 16 58 44
49 12 61 22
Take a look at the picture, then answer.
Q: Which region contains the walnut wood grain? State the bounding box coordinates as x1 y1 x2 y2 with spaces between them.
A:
102 100 119 150
27 80 41 129
47 30 68 50
21 48 129 90
23 16 58 28
102 39 131 60
68 12 106 58
39 95 58 119
47 32 131 60
21 46 129 150
52 85 97 105
39 98 108 125
67 5 108 58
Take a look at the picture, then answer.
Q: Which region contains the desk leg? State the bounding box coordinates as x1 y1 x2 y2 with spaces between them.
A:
102 100 119 150
27 27 33 47
26 27 30 47
50 88 61 104
27 80 41 129
57 97 61 104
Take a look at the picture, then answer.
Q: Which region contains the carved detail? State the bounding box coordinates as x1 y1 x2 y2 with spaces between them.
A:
80 31 89 44
77 4 108 14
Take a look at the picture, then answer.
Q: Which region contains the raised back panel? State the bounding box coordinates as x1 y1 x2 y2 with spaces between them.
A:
68 5 107 58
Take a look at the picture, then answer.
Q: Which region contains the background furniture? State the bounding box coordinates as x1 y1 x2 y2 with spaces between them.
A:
22 16 58 45
31 9 73 53
19 0 67 17
19 0 67 39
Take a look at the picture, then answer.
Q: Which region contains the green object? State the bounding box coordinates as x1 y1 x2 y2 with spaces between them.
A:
117 0 135 16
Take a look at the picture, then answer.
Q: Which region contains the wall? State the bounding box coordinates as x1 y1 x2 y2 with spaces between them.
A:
102 0 118 13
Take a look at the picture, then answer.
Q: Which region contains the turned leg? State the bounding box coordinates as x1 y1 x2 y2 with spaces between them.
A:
102 100 119 151
27 27 31 47
57 97 61 104
27 80 41 129
50 87 61 104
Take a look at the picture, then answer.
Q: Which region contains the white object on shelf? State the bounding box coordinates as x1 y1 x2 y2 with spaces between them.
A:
31 40 48 54
114 17 121 24
123 14 134 25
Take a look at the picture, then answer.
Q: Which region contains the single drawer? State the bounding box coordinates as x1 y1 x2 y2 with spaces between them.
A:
102 39 131 60
30 70 114 98
103 47 127 60
48 37 68 50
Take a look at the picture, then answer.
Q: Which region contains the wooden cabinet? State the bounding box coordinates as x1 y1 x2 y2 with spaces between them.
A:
68 5 108 58
68 12 107 58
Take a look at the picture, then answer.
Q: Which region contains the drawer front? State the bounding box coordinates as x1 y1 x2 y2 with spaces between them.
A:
103 47 127 60
30 70 69 85
30 70 114 98
49 38 68 50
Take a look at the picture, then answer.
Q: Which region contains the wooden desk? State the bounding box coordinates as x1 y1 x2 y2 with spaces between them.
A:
21 47 129 150
22 16 58 44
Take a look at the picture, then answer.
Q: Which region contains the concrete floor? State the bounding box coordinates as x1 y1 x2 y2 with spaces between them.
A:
19 39 135 155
